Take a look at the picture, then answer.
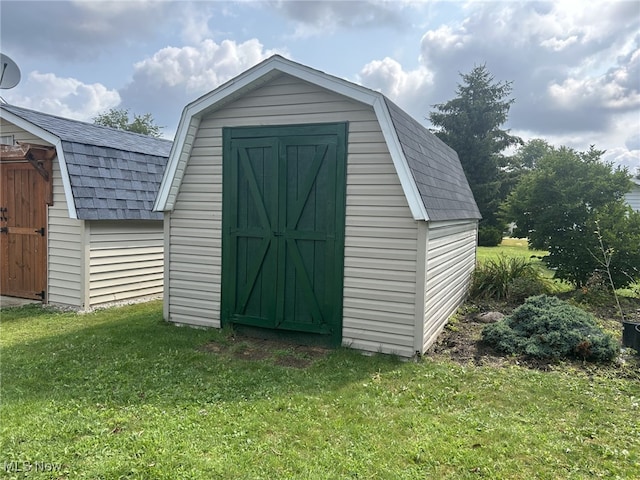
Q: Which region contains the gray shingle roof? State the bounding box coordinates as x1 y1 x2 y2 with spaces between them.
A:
1 104 172 220
156 55 480 223
384 97 481 221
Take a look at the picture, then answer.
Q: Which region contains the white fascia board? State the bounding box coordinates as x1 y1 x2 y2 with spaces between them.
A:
372 97 429 221
153 55 426 220
1 111 78 219
153 106 199 211
274 59 380 106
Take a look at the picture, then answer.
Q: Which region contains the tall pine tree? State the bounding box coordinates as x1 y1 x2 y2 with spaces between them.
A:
429 65 521 245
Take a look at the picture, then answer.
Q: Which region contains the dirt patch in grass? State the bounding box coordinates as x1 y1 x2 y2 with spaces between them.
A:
199 335 331 368
428 295 640 379
197 295 640 376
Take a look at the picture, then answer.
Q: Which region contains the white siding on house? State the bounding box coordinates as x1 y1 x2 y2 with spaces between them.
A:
422 219 477 352
626 182 640 212
167 73 420 355
87 220 164 307
0 120 84 307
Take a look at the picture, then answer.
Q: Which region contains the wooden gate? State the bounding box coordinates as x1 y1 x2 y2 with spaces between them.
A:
0 144 52 300
221 123 347 344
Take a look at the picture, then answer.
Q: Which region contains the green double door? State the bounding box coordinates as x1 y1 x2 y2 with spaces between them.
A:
221 123 347 344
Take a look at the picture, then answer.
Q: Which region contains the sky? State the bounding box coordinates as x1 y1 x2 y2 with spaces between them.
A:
1 0 639 172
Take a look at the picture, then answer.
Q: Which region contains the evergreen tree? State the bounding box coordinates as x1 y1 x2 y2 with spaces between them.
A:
429 65 521 245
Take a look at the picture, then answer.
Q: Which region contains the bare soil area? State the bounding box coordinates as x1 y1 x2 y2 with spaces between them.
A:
200 334 331 368
427 295 640 379
199 295 640 377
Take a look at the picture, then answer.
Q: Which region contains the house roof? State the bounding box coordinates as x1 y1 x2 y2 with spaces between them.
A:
154 55 480 222
0 104 172 220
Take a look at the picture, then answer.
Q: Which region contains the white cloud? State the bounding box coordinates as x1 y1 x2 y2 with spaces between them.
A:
626 132 640 151
270 0 408 38
129 38 283 94
602 147 640 172
118 38 286 134
548 75 640 111
420 24 470 54
514 107 640 172
1 0 172 61
414 1 640 137
358 57 434 112
178 3 216 45
540 35 579 52
2 71 121 121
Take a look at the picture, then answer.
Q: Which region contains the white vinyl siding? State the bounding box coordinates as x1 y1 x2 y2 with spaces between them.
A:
1 119 46 144
342 120 418 357
167 148 221 327
422 219 478 352
167 74 419 355
626 183 640 212
47 160 83 307
87 220 164 306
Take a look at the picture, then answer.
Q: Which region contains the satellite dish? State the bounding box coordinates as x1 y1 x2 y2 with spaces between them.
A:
0 54 21 89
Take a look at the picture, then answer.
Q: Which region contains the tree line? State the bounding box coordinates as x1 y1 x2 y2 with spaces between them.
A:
429 64 639 289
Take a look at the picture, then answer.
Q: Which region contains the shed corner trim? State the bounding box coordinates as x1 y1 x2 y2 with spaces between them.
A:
154 114 201 212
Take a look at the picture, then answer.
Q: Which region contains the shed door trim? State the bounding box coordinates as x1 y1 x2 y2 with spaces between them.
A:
0 146 52 300
221 123 347 345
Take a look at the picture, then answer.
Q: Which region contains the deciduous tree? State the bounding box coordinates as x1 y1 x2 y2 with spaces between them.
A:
94 108 162 137
502 146 638 287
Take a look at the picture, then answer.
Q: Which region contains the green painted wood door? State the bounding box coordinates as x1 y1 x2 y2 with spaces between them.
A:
222 123 346 344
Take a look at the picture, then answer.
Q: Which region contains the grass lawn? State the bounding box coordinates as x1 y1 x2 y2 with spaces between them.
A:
1 301 639 479
477 237 639 297
476 237 549 263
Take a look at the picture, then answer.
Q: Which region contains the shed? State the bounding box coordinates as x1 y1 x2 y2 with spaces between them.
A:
154 55 481 357
0 104 171 310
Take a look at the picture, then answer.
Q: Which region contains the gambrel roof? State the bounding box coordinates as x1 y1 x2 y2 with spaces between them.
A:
154 55 480 222
0 104 171 220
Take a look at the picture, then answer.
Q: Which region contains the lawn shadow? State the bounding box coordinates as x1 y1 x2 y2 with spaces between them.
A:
1 304 404 409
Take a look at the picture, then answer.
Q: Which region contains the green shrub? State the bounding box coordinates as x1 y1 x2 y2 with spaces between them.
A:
506 276 550 304
574 271 616 306
478 226 503 247
482 295 619 362
470 256 551 302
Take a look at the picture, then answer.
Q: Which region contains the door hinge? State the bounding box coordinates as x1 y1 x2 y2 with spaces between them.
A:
0 227 7 234
35 227 45 236
36 290 45 300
